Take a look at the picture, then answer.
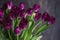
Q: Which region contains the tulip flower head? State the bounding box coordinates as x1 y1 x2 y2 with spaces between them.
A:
33 4 40 12
4 22 12 30
42 12 50 21
26 8 33 16
2 16 12 30
48 16 55 24
19 10 26 19
19 18 28 30
2 1 12 10
14 27 21 35
20 2 25 10
10 6 19 19
7 1 12 9
34 12 41 21
0 9 4 21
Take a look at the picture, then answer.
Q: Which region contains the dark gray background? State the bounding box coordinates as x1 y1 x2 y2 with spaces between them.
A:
0 0 60 40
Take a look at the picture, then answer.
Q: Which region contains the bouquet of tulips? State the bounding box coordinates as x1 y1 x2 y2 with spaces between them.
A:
0 1 55 40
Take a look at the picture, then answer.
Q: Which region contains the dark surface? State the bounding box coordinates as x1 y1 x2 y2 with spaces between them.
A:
0 0 60 40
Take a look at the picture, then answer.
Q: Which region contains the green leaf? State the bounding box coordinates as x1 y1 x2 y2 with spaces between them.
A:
5 9 10 16
0 29 8 40
12 20 15 33
7 30 12 40
31 36 37 40
15 18 21 27
36 36 42 40
23 20 34 40
30 12 35 20
23 20 42 40
32 20 42 33
31 35 42 40
0 31 5 40
34 23 49 35
31 35 41 40
29 20 42 34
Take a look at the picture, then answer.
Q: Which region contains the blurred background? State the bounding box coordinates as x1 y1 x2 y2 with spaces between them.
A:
0 0 60 40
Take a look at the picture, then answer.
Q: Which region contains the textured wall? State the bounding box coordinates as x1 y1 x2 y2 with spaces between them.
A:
0 0 60 40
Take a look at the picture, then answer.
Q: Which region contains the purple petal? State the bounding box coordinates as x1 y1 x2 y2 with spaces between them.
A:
20 2 25 10
26 8 33 16
14 27 21 35
10 5 19 19
4 22 12 30
2 1 12 10
34 12 41 21
19 18 28 29
2 16 12 30
48 16 55 24
33 4 40 12
7 1 12 9
42 12 50 21
10 12 16 19
0 9 4 21
19 10 26 19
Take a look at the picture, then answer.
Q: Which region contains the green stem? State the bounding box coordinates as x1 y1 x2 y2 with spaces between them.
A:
8 30 12 40
0 31 4 37
17 35 19 40
20 30 25 38
24 21 33 40
12 20 15 33
30 35 34 40
34 23 49 35
32 20 42 33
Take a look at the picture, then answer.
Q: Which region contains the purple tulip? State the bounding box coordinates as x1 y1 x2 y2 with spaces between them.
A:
18 10 26 19
2 17 12 30
4 22 12 30
10 12 15 19
19 18 28 29
33 4 40 12
0 9 4 21
48 16 55 24
2 1 12 10
14 27 21 35
42 12 50 21
7 1 12 9
20 2 25 10
34 12 41 21
26 8 33 16
9 5 19 19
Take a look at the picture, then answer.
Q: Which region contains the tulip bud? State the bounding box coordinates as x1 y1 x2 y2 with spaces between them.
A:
34 12 41 21
2 1 12 10
48 16 55 24
0 9 4 21
19 10 26 19
7 1 12 9
42 12 50 21
4 22 12 30
33 4 40 12
10 6 19 19
14 27 21 35
2 16 12 30
19 18 28 29
20 2 25 10
26 8 33 16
